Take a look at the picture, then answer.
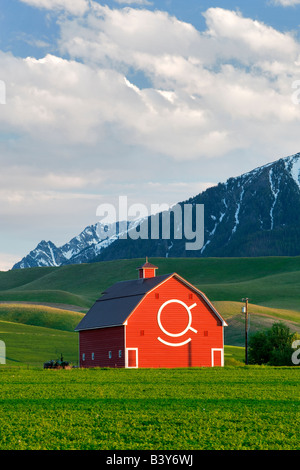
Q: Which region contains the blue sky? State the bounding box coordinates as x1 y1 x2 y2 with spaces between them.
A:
1 0 300 269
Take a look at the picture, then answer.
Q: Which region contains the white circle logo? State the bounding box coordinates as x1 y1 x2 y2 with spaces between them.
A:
157 299 198 347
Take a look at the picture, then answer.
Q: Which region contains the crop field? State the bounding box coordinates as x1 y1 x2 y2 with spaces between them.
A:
0 366 299 450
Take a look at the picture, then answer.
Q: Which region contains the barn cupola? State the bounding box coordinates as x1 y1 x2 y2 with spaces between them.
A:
137 257 158 279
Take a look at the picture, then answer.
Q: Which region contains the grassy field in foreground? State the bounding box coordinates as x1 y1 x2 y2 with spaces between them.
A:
0 367 298 450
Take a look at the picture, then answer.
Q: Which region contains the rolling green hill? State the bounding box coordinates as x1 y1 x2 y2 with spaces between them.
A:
2 256 300 308
0 303 84 366
0 319 79 367
0 257 300 366
0 303 84 331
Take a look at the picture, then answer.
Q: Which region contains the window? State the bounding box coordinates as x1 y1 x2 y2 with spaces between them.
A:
118 350 122 358
82 353 85 361
91 352 94 360
108 351 112 359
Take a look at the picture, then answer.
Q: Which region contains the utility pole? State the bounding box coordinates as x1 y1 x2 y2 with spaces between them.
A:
242 298 249 365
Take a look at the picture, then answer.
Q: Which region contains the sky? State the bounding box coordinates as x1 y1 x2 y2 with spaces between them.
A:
1 0 300 270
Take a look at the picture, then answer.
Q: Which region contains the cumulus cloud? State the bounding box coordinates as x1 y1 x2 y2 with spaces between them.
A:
114 0 153 5
271 0 300 5
2 4 300 164
18 0 89 15
55 5 300 157
2 4 300 163
203 7 298 61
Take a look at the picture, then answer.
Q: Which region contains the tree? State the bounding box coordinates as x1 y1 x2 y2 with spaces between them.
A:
248 322 298 366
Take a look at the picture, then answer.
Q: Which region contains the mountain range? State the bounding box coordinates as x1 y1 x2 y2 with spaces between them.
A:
13 152 300 269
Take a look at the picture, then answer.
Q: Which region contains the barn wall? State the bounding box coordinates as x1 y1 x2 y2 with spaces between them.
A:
79 326 125 368
126 276 224 368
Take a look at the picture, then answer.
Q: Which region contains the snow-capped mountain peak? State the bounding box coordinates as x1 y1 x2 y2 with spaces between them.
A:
12 152 300 269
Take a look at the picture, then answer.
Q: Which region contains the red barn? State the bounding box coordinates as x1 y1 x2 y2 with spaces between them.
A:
75 259 227 368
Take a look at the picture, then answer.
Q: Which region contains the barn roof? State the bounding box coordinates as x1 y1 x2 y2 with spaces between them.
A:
75 272 227 331
137 257 158 270
74 273 172 331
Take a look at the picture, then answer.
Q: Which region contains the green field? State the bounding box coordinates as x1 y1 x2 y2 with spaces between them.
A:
0 367 298 450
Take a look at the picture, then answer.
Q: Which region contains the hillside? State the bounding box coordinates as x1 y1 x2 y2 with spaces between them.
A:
0 319 79 367
1 257 300 365
0 303 83 366
0 303 84 331
3 256 300 308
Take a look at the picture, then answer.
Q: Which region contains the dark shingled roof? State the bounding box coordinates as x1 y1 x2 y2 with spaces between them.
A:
137 257 158 270
75 273 172 331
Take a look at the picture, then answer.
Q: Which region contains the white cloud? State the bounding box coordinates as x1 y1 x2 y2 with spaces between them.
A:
2 5 300 164
18 0 89 15
271 0 300 5
55 5 300 157
203 7 298 61
114 0 153 5
1 5 300 164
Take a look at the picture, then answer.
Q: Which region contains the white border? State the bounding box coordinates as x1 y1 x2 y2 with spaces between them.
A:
157 299 197 337
211 348 224 367
157 337 191 347
125 348 138 368
0 340 5 365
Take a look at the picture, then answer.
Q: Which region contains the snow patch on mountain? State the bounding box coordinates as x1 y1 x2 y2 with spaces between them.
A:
269 168 281 230
284 153 300 191
231 187 244 236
